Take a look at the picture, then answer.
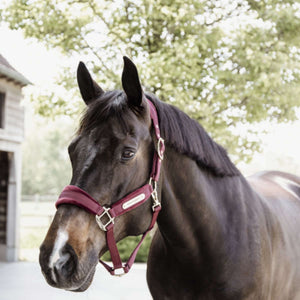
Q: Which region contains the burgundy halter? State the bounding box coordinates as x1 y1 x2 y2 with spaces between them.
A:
56 99 165 276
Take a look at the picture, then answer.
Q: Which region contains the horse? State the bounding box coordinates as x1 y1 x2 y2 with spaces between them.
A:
39 56 300 299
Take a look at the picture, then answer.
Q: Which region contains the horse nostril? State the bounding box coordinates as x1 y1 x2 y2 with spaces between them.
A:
54 252 70 272
54 245 77 280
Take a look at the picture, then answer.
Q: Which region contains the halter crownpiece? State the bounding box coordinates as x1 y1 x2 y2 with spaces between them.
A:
56 98 165 276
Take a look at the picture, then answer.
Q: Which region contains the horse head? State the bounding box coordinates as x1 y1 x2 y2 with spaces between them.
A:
39 57 157 291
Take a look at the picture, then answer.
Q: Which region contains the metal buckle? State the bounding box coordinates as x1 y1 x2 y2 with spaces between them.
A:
149 178 161 211
113 267 126 277
95 207 115 231
157 137 165 160
151 189 161 211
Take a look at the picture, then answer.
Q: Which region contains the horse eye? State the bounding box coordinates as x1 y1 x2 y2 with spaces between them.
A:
121 149 135 161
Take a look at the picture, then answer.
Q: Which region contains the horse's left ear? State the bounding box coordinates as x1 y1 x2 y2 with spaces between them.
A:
122 56 143 107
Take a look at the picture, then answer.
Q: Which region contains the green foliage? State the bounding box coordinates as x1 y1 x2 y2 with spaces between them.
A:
22 115 74 195
101 235 152 263
2 0 300 161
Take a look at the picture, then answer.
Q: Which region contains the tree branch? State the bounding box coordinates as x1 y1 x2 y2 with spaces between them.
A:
204 2 247 27
88 0 128 45
80 35 117 79
213 96 249 116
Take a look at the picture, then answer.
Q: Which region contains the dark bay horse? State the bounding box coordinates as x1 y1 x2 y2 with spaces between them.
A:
39 57 300 299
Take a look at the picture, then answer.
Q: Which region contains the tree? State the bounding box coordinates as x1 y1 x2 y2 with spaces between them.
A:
2 0 300 161
22 115 73 195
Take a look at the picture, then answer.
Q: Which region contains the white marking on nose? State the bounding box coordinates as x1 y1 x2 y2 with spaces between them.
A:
49 229 69 270
273 176 300 199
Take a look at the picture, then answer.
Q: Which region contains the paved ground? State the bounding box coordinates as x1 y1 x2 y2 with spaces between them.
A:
0 262 151 300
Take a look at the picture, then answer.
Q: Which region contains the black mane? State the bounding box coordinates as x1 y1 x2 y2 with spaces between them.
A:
79 90 240 177
147 93 240 177
78 90 134 134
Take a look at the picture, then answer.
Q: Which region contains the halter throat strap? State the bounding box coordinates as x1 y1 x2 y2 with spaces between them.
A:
56 99 164 276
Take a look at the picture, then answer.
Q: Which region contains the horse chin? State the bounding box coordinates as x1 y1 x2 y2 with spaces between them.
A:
68 267 96 292
40 264 97 292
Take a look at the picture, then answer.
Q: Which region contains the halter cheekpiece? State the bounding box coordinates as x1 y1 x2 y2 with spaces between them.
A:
55 99 165 276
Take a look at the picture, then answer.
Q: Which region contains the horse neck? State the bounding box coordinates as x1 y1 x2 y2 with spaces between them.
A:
158 147 260 275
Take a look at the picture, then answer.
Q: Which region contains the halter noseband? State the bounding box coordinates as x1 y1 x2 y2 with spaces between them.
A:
55 99 165 276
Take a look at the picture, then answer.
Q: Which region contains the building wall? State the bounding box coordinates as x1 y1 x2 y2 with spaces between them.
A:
0 78 23 261
0 78 24 143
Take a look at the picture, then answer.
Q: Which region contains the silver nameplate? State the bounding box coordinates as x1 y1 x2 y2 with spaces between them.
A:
122 193 146 210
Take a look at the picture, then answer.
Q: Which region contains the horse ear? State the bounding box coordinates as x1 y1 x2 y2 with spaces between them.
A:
122 56 143 107
77 61 104 105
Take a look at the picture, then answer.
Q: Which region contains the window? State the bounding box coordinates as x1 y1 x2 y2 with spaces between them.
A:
0 93 5 129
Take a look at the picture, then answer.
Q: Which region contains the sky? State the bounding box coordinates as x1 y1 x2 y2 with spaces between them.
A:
0 25 299 176
0 26 62 85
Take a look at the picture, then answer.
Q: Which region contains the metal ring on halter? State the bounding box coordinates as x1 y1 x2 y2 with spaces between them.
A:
157 137 165 160
113 267 126 277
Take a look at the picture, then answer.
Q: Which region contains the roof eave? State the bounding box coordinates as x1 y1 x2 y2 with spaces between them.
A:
0 64 32 87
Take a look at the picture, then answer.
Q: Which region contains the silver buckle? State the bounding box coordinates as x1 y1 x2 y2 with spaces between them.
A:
157 137 165 160
149 178 161 211
113 268 126 277
151 189 160 211
95 207 115 231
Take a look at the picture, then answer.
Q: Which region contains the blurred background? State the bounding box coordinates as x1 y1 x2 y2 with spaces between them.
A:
0 0 299 276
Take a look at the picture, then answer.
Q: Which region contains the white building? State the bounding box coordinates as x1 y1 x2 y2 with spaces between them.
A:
0 54 30 261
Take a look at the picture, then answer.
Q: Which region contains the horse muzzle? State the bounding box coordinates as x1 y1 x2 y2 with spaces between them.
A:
39 241 96 291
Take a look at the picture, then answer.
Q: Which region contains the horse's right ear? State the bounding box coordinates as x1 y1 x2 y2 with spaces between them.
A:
77 62 104 105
